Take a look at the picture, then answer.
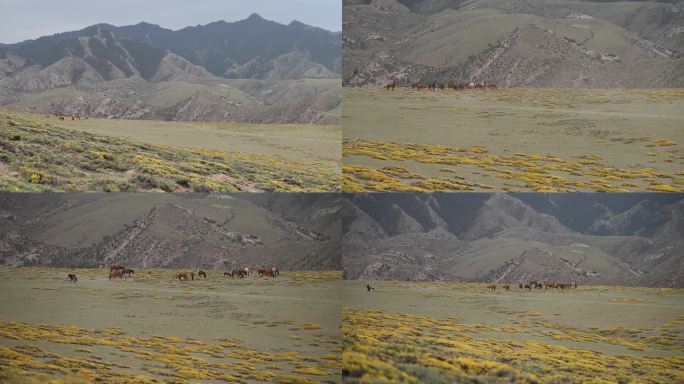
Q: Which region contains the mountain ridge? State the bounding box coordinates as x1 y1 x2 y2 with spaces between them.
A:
0 15 341 124
343 193 684 287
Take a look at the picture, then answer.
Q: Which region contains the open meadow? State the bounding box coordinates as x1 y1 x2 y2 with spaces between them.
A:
342 87 683 192
342 280 684 383
0 268 342 384
0 110 340 192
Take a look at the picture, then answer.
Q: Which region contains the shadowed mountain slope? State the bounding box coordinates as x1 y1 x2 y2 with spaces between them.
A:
0 193 341 270
343 193 684 287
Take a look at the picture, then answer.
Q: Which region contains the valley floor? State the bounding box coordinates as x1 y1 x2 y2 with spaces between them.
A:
0 110 340 192
0 268 342 384
342 280 684 383
342 87 684 192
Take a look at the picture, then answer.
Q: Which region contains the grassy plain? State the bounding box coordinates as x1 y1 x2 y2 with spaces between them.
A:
0 268 342 383
342 280 684 383
0 110 340 192
342 87 683 192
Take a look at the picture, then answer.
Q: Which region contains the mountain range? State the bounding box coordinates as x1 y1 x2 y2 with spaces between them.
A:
0 193 341 270
343 0 684 87
343 193 684 287
0 14 341 123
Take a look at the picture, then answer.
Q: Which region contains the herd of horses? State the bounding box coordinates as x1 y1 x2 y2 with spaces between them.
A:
385 80 498 91
45 113 88 121
487 281 578 291
97 265 279 281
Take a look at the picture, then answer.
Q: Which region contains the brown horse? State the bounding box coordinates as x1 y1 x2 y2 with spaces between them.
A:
385 81 396 91
109 270 123 280
110 265 124 272
487 284 497 291
224 271 233 278
177 273 189 281
503 284 510 290
67 273 78 283
258 269 275 277
486 82 498 90
524 284 532 291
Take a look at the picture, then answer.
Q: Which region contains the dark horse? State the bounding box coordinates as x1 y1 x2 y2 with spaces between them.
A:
230 270 245 279
123 269 134 278
109 270 123 280
385 81 396 91
366 284 375 291
198 270 207 279
68 273 78 283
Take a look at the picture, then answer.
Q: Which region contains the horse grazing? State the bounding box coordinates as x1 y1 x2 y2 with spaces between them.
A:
524 284 532 291
243 267 251 276
272 267 280 276
503 284 510 291
519 283 523 289
123 269 134 278
258 268 275 277
109 270 123 280
110 265 124 272
487 284 497 291
486 82 498 90
224 271 233 278
198 270 207 279
231 269 245 279
177 273 189 281
385 81 396 91
366 284 375 292
67 273 78 283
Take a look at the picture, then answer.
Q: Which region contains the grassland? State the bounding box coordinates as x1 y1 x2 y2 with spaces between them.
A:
0 110 340 192
0 267 342 383
342 280 684 383
342 87 683 192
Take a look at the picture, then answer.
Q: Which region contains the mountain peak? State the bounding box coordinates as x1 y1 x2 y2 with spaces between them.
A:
247 13 265 21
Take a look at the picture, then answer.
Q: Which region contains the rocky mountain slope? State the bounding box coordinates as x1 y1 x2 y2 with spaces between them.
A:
343 0 684 87
343 193 684 287
0 15 341 123
0 193 341 270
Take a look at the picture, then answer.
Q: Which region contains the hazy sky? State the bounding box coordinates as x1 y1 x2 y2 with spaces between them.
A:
0 0 341 44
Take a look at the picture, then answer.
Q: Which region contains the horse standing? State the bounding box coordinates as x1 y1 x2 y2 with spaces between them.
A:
123 269 134 278
109 270 123 280
198 270 207 279
67 273 78 283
